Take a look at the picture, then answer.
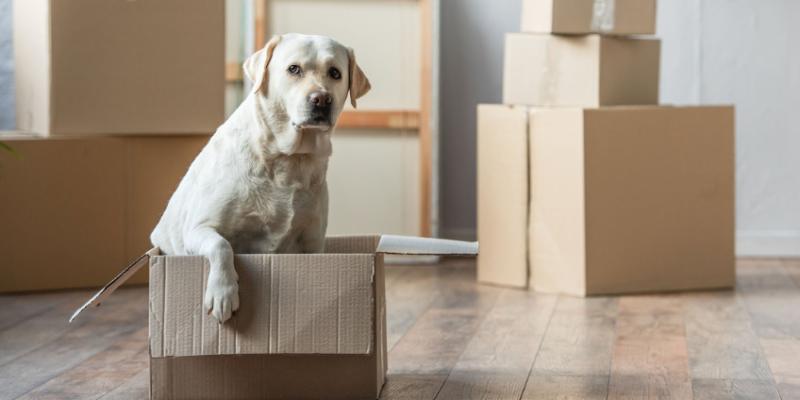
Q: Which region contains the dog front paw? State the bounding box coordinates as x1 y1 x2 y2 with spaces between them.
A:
204 269 239 323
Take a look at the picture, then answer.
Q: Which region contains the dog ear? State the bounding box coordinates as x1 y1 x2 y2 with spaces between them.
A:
243 35 282 95
347 47 372 109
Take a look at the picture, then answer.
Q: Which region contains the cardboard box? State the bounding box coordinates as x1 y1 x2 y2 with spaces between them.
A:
72 235 478 400
0 134 210 292
477 105 735 296
13 0 225 135
521 0 657 35
503 34 660 107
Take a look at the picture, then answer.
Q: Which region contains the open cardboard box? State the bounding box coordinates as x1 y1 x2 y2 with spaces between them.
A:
72 235 478 400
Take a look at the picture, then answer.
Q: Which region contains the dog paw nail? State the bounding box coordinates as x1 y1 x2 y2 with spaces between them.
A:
207 309 212 315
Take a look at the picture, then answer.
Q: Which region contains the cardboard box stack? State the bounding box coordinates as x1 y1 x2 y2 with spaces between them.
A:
478 0 736 296
0 0 226 292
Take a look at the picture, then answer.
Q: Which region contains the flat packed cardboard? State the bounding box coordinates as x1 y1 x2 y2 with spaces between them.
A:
73 235 478 400
477 105 735 296
0 135 210 292
521 0 657 35
503 34 660 108
13 0 225 135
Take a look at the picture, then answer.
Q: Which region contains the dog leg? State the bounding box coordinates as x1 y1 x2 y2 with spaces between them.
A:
185 227 239 323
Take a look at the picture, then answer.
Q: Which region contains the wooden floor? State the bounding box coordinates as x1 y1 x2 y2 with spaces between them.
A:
1 258 800 400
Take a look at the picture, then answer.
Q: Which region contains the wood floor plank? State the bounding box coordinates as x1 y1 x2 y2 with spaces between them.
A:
0 290 84 332
608 295 693 400
382 267 502 400
760 338 800 400
379 375 447 400
783 258 800 288
682 291 772 381
17 327 149 400
0 288 148 399
98 368 149 400
691 379 781 400
0 287 140 367
738 261 800 340
522 297 619 400
524 376 611 400
436 290 558 400
385 265 442 351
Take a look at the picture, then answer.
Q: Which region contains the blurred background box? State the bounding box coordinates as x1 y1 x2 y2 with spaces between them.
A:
503 34 660 107
478 105 735 295
0 134 210 292
521 0 657 35
13 0 225 136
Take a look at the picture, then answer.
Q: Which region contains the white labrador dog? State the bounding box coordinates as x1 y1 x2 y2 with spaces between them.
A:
150 34 371 323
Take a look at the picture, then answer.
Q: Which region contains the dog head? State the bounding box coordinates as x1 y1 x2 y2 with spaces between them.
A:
244 34 371 148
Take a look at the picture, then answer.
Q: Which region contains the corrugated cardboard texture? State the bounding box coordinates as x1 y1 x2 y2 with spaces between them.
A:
324 235 382 254
582 107 735 295
503 34 660 108
477 105 530 288
0 136 209 293
150 354 382 400
14 0 225 135
149 254 375 357
149 237 388 400
521 0 657 35
528 109 587 296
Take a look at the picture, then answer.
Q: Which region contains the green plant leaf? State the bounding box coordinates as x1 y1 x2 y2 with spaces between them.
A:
0 141 22 158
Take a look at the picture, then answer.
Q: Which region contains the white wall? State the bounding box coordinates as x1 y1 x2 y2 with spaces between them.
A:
439 0 800 256
0 0 14 130
658 0 800 256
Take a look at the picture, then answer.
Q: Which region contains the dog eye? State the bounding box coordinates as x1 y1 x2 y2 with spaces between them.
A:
288 65 301 75
329 68 341 80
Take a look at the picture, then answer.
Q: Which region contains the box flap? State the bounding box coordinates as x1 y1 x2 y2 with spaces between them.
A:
376 235 479 256
69 248 159 322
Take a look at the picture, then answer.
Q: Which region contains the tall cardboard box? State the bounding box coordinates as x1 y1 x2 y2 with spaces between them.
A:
477 105 735 296
72 235 478 400
13 0 225 136
0 134 210 292
521 0 657 35
503 34 660 107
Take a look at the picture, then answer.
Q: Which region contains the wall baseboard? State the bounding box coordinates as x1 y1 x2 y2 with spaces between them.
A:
737 231 800 258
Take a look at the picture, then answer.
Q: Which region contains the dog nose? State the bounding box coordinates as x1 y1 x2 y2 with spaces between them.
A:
308 91 332 107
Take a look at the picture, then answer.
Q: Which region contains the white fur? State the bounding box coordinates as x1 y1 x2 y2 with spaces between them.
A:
151 34 371 323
